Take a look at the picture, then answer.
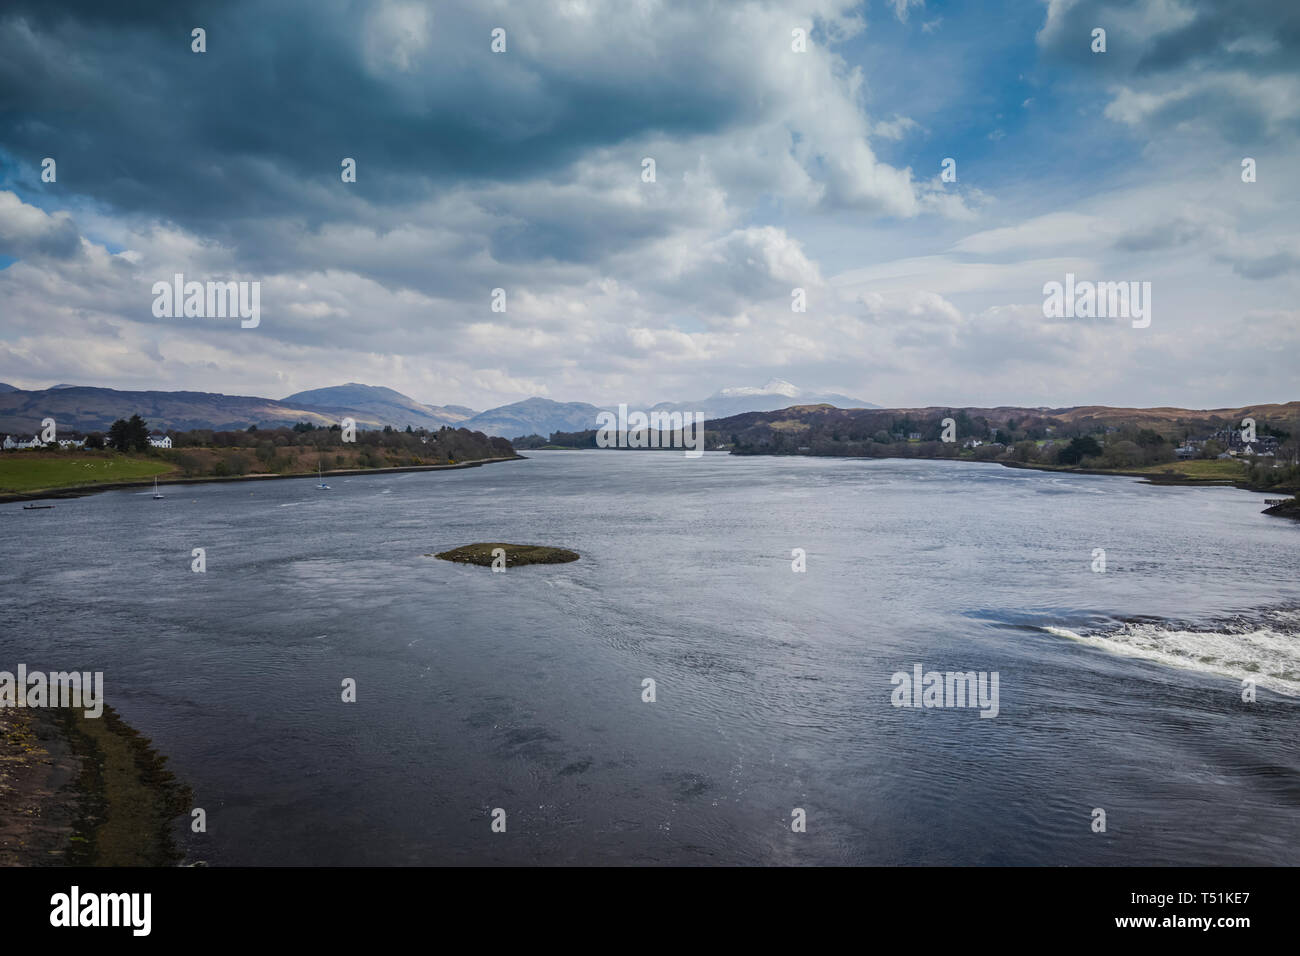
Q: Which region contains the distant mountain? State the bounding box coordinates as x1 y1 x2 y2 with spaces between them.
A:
0 383 17 393
651 378 877 420
0 385 397 433
461 397 605 439
0 383 600 437
282 383 475 429
434 380 876 439
0 382 593 436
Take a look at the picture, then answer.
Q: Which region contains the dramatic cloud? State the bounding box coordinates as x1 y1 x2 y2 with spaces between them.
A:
0 0 1295 409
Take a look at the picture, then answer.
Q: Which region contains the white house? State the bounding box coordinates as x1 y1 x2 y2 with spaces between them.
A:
57 438 85 449
6 435 45 449
148 434 172 449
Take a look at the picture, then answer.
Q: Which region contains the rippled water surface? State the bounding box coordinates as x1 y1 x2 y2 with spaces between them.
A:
2 451 1298 864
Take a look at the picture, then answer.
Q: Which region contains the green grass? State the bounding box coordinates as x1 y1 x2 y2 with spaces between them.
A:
0 455 173 494
1126 459 1247 481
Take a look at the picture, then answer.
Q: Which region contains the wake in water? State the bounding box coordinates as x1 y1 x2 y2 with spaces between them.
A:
1045 606 1300 697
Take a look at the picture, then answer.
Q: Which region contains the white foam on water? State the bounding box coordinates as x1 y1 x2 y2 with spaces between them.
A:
1046 618 1300 697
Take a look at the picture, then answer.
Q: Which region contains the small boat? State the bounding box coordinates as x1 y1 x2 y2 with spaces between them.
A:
316 463 330 490
153 477 165 500
22 503 54 510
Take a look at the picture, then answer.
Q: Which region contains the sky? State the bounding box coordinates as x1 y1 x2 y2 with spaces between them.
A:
0 0 1297 411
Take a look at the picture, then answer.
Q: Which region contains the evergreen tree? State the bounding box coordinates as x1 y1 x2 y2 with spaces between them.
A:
126 414 150 451
107 418 129 450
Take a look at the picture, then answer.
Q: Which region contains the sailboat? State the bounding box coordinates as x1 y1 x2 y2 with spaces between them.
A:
152 477 165 500
317 463 330 490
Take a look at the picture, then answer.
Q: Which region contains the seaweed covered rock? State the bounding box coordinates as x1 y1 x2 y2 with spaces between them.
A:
1263 497 1300 521
429 543 579 567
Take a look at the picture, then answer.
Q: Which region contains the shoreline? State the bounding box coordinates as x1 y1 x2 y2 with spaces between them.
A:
530 445 1286 492
516 448 1299 516
737 449 1298 516
997 460 1296 520
732 450 1291 494
7 443 1293 513
0 454 525 504
0 705 190 866
993 458 1269 490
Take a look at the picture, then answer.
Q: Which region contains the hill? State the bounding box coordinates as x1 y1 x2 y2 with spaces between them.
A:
461 397 606 439
710 402 1300 438
282 383 475 429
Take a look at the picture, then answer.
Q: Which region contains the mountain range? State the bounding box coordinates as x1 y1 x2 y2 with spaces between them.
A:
0 380 876 438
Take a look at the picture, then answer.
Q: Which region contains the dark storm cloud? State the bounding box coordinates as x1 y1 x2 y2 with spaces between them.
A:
1037 0 1300 143
1039 2 1300 81
0 0 750 241
1134 0 1300 74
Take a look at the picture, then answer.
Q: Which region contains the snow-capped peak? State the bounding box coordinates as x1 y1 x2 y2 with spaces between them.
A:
717 379 801 398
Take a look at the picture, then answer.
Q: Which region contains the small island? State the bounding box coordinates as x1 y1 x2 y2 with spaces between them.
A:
429 543 580 566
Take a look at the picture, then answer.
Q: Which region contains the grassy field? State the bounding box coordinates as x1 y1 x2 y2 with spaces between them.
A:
0 454 174 494
1126 459 1248 481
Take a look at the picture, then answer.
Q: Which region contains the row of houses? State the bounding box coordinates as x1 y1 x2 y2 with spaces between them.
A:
1 435 84 450
0 432 172 449
1214 429 1280 451
1175 433 1282 460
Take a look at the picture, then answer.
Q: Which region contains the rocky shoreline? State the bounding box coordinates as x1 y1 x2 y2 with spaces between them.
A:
0 705 190 866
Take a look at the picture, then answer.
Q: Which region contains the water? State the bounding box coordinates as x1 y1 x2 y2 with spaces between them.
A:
2 451 1297 865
